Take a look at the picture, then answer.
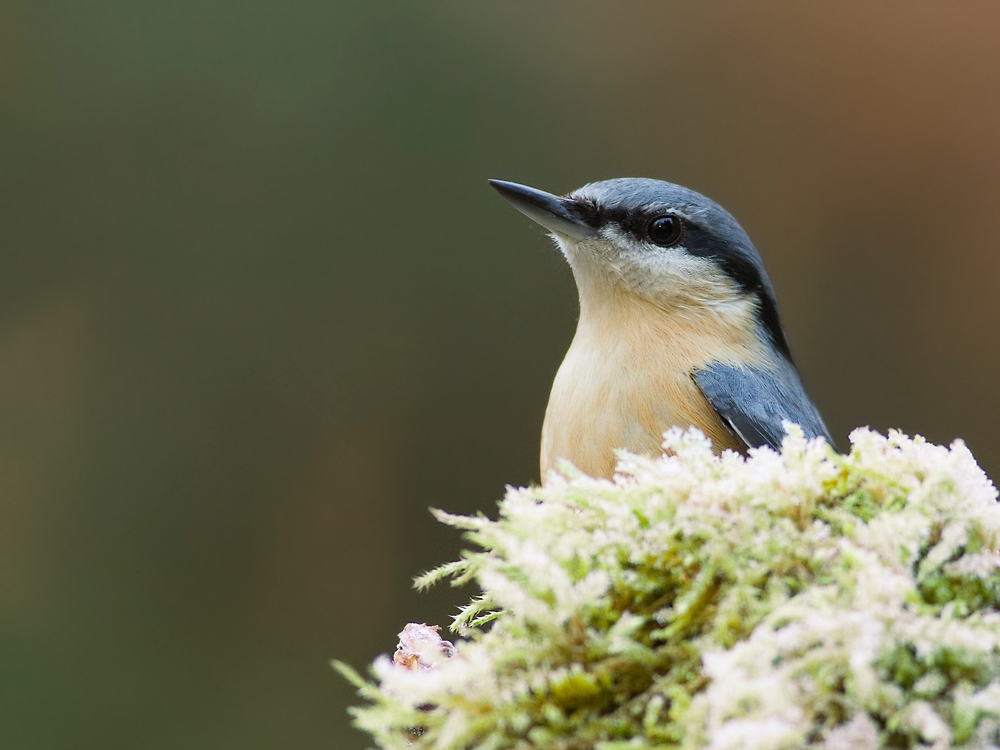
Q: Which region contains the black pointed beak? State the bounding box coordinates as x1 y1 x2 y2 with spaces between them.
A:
488 179 596 240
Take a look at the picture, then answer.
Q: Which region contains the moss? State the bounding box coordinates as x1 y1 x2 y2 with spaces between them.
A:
339 428 1000 749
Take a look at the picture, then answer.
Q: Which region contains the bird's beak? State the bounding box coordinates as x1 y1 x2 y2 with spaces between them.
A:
488 179 596 240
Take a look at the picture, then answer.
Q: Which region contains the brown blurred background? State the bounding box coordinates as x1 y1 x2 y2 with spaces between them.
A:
1 2 999 747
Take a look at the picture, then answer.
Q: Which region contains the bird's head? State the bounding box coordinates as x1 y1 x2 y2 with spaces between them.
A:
489 177 791 359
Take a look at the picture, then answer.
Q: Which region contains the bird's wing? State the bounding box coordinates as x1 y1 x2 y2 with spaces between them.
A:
692 359 833 451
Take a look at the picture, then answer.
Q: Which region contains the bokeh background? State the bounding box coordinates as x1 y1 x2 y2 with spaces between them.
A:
2 2 1000 747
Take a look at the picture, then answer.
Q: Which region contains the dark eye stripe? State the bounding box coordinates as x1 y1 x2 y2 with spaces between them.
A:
570 203 675 240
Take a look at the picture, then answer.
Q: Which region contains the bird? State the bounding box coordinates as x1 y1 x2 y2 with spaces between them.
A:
488 177 832 481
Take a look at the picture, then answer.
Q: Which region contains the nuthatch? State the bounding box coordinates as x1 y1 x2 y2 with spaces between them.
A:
489 178 832 481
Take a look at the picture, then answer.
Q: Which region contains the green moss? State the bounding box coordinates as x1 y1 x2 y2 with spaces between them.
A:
341 428 1000 749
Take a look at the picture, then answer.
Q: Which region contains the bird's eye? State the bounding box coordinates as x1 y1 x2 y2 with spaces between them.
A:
647 215 681 246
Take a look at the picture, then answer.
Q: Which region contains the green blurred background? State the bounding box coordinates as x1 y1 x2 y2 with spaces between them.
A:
2 2 999 747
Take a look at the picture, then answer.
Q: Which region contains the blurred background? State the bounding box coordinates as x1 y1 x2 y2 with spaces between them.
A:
2 1 999 747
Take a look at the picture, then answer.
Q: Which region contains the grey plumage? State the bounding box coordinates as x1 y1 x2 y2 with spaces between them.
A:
694 359 833 451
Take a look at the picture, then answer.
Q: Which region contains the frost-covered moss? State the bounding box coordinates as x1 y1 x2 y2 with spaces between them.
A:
337 428 1000 749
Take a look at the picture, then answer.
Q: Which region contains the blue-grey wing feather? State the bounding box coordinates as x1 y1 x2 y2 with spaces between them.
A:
693 358 833 451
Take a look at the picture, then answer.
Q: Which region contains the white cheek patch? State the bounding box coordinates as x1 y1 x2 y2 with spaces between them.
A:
598 223 637 250
553 233 622 280
597 225 744 307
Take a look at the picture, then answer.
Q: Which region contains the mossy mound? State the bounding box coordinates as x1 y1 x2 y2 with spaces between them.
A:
339 428 1000 750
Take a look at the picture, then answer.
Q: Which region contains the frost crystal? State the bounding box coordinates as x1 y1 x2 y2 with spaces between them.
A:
337 427 1000 749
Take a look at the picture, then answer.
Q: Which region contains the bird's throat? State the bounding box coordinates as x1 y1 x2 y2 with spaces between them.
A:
539 295 754 482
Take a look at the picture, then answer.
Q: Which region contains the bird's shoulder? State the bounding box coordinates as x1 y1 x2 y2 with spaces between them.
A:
692 357 833 451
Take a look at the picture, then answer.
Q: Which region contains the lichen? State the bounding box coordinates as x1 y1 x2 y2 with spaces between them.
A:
336 427 1000 749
